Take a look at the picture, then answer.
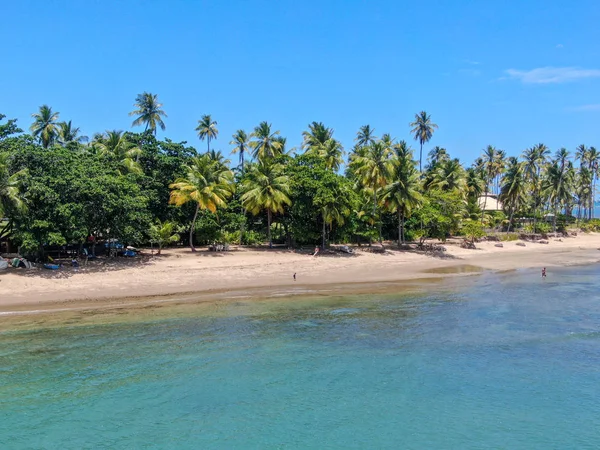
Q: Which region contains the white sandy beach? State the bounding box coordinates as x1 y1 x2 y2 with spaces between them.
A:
1 234 600 314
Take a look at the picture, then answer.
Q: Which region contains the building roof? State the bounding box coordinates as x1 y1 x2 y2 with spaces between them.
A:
477 195 503 211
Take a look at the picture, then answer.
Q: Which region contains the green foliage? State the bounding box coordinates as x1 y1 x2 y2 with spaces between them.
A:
149 220 181 253
410 189 465 242
461 220 485 243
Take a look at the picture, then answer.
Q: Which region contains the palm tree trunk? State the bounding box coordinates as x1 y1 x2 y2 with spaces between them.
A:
508 207 515 233
419 142 423 172
207 138 210 153
322 213 326 250
481 184 489 225
189 203 199 252
267 209 272 248
398 209 402 247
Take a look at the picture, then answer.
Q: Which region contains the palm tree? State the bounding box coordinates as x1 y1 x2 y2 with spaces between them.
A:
466 167 484 205
430 158 466 193
355 125 377 148
93 130 143 174
0 152 27 219
250 121 283 162
543 158 571 232
480 145 500 223
587 146 599 219
129 92 167 135
196 114 218 152
305 138 344 172
30 105 60 148
500 157 526 232
410 111 438 172
169 153 234 251
57 121 88 146
426 146 449 171
353 140 393 244
230 129 250 173
381 150 423 245
148 220 181 255
302 122 333 150
522 143 550 231
241 160 291 248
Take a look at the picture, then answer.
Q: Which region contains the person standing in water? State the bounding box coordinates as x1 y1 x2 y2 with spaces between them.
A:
293 273 296 281
542 267 546 278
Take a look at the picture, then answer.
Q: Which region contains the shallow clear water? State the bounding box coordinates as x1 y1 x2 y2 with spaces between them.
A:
2 266 600 449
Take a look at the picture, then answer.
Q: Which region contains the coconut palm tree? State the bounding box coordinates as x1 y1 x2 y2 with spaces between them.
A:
57 121 88 146
543 158 572 232
0 152 27 219
355 125 376 148
430 158 466 193
169 153 234 251
241 160 291 248
230 129 250 173
522 143 550 231
30 105 60 148
305 138 344 172
249 121 283 162
148 220 181 255
302 122 333 150
129 92 167 135
196 114 218 152
426 146 449 171
480 145 500 223
587 146 599 219
500 157 526 232
352 140 393 244
466 167 484 205
410 111 438 172
93 130 142 174
381 150 423 245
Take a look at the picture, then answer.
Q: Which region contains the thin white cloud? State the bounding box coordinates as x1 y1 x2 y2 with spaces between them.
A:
463 59 480 65
569 104 600 112
556 44 564 49
504 66 600 84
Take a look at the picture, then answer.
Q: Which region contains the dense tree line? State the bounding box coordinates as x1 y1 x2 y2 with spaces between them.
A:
0 93 597 259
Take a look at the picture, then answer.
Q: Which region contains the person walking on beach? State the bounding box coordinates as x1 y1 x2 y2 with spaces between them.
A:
542 267 546 278
293 272 296 281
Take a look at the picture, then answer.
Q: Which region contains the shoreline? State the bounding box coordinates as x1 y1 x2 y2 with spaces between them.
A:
1 233 600 322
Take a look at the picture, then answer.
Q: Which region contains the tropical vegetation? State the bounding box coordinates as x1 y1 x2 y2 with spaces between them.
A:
0 95 597 260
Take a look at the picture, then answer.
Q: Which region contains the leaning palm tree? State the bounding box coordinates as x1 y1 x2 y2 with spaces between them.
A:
169 153 234 251
241 160 291 248
355 125 376 148
353 140 393 244
230 129 250 173
196 114 218 152
30 105 60 148
410 111 438 172
57 121 88 146
249 121 283 162
129 92 167 135
93 130 143 174
381 151 423 245
586 146 599 219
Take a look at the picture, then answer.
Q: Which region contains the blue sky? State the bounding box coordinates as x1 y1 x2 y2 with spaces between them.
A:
2 0 599 164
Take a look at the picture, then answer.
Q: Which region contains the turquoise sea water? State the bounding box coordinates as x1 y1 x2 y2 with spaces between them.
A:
2 267 600 449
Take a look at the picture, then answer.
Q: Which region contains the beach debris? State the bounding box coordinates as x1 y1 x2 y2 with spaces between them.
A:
460 240 476 249
0 257 8 270
494 243 503 248
516 242 526 247
539 240 549 244
338 245 354 254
